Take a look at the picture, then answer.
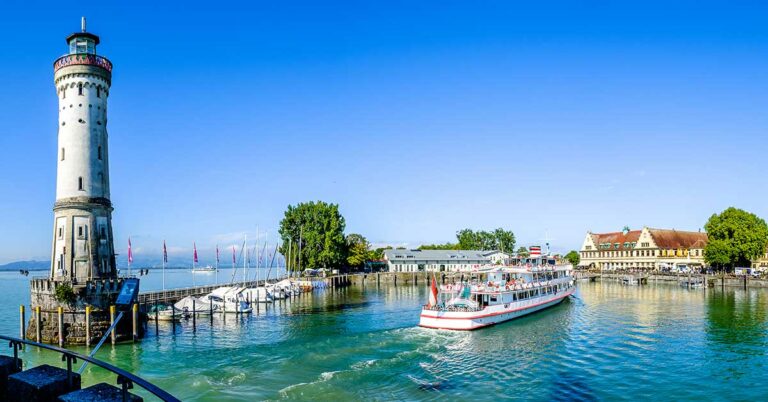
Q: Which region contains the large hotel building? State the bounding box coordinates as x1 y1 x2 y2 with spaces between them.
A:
579 227 708 271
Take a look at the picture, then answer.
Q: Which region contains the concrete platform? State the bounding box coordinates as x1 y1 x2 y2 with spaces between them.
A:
58 382 143 402
7 364 80 402
0 355 22 398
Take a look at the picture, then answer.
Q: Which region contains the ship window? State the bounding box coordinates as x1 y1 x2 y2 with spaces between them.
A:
78 177 83 190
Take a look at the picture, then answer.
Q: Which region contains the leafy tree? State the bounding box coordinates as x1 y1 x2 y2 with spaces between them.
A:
565 250 580 267
456 228 516 251
517 247 530 258
279 201 347 270
704 207 768 271
54 283 76 305
369 246 391 260
419 243 459 250
346 233 371 268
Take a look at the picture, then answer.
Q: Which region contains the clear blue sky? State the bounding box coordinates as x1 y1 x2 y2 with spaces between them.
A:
1 1 766 264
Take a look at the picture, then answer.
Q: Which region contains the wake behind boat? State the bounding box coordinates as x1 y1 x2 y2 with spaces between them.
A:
419 256 575 330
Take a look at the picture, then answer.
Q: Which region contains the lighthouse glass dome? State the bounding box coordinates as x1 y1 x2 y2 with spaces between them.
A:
67 34 98 55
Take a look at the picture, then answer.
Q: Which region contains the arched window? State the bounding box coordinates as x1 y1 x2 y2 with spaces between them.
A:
78 177 83 191
78 83 83 96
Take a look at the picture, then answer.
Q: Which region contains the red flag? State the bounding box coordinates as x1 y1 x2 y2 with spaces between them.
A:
216 244 220 264
429 275 439 307
163 240 168 263
128 237 133 264
193 242 199 264
232 246 236 266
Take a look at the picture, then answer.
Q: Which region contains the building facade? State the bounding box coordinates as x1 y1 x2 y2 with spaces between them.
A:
383 249 510 272
752 250 768 270
579 227 707 271
50 19 117 282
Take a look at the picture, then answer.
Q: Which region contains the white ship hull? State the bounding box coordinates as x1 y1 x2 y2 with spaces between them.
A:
419 287 574 331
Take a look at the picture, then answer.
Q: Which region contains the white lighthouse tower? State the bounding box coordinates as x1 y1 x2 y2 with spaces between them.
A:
50 17 116 281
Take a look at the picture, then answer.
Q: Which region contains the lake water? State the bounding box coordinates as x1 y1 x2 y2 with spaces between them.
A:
1 271 767 401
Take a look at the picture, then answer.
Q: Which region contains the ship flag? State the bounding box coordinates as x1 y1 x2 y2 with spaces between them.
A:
193 242 199 264
128 237 133 264
429 275 439 307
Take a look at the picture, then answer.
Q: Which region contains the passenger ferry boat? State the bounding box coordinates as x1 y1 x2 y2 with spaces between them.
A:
419 256 575 330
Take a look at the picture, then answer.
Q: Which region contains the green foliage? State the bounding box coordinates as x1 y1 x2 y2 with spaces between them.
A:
704 207 768 270
419 243 459 250
279 201 347 270
54 283 76 305
456 228 516 252
369 247 391 260
516 247 530 258
565 250 580 267
346 233 371 268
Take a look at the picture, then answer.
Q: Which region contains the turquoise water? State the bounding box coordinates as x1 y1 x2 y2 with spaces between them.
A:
1 271 767 401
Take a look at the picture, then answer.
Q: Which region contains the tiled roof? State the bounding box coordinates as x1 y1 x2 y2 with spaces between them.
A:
648 229 708 249
591 230 642 251
383 249 502 261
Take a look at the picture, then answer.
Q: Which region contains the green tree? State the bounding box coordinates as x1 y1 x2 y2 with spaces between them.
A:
704 207 768 271
369 246 391 260
517 246 530 258
346 233 371 268
565 250 580 267
456 228 515 251
419 243 459 250
279 201 347 270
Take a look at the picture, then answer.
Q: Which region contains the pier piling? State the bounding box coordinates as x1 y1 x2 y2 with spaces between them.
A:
57 307 64 347
35 306 41 343
154 301 159 335
85 306 91 347
132 304 138 342
110 305 116 346
192 299 196 332
19 305 25 340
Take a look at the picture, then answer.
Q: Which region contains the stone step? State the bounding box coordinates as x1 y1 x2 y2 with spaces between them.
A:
0 355 22 399
57 382 143 401
7 364 81 402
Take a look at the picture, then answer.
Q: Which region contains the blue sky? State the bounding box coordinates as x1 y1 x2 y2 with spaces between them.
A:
0 1 766 264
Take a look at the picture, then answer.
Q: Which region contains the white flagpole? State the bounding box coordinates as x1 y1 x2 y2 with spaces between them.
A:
162 243 166 291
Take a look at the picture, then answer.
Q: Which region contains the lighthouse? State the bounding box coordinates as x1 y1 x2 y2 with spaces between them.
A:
50 17 116 282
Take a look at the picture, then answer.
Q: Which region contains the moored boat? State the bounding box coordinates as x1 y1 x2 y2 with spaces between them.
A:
419 258 574 331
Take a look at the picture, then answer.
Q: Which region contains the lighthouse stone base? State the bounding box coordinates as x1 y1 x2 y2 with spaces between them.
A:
26 278 141 345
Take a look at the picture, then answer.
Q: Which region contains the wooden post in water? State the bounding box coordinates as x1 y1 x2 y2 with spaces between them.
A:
192 299 196 332
35 306 41 343
154 301 159 334
171 304 176 333
110 305 116 345
132 303 139 342
57 306 64 347
85 306 91 347
210 298 214 326
19 305 25 340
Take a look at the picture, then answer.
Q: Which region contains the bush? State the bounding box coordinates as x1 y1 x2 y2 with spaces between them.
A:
54 283 76 305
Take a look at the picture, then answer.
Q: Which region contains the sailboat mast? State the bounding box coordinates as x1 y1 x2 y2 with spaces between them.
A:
243 234 248 286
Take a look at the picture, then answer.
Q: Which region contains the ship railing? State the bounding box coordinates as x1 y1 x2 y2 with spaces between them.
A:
0 334 179 401
422 304 482 313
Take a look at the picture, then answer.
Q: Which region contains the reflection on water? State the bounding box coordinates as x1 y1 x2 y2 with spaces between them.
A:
0 273 767 400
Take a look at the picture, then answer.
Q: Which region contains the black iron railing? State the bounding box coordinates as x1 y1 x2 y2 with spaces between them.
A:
0 335 179 402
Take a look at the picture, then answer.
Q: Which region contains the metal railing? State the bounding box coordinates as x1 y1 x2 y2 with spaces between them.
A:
0 334 179 402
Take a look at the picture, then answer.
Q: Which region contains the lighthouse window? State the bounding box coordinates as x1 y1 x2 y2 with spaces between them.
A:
58 228 63 239
78 84 83 96
78 226 83 238
98 146 102 160
78 177 83 191
62 89 66 99
61 148 65 161
96 87 101 98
